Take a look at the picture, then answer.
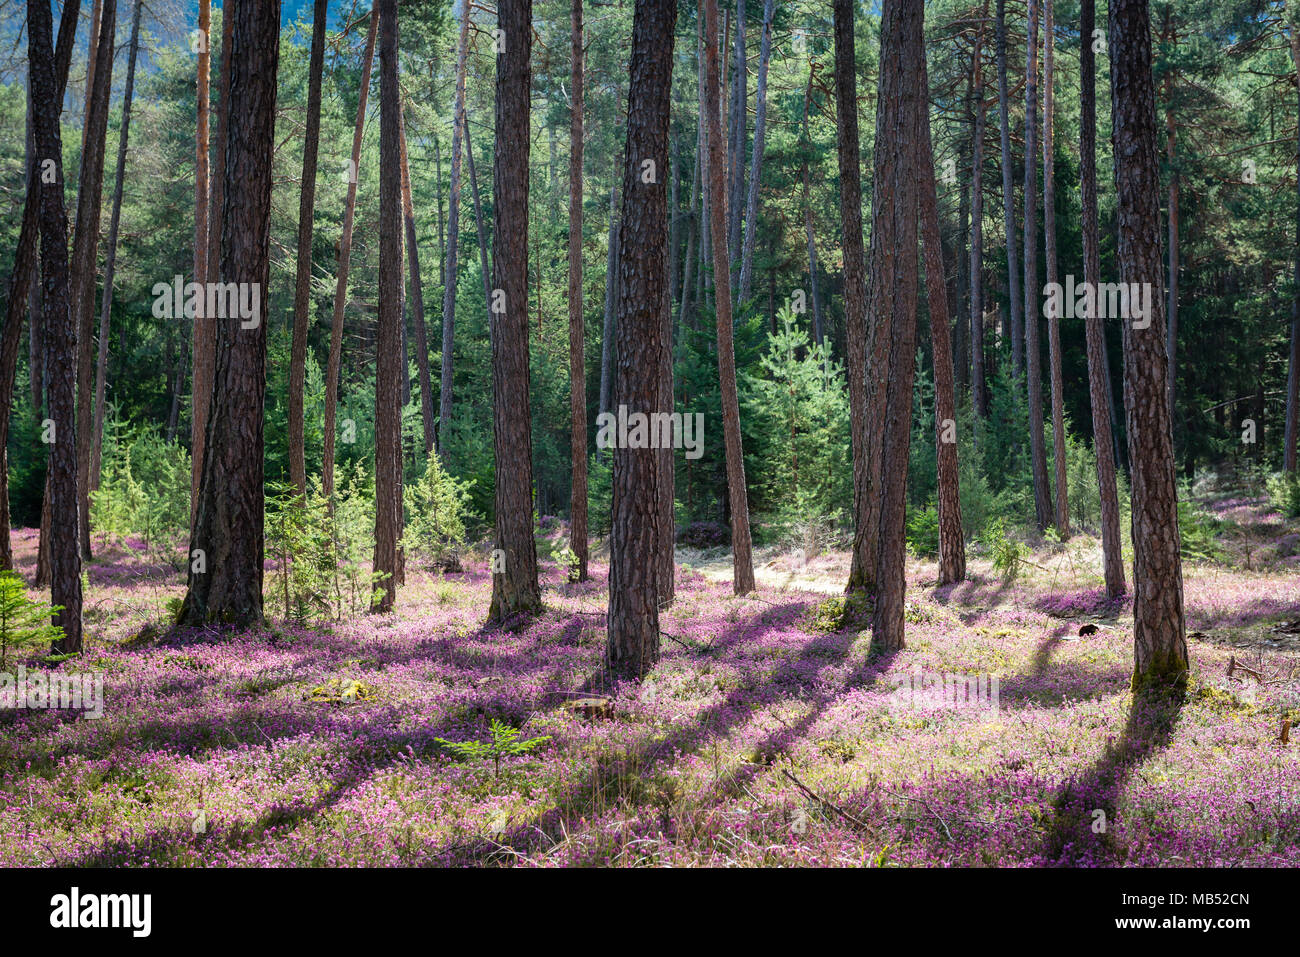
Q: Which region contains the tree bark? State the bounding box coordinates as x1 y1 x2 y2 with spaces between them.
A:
437 2 473 458
870 0 924 654
71 0 117 561
29 0 82 650
91 0 144 493
835 0 875 595
996 0 1023 375
1023 0 1053 532
738 0 774 303
322 9 377 502
1110 0 1187 694
607 0 677 676
399 101 435 456
194 1 232 521
1080 0 1126 597
918 96 967 586
0 1 80 571
373 0 403 612
726 0 747 277
1164 13 1179 423
702 0 756 595
178 0 281 629
1043 0 1069 538
287 0 328 498
598 182 620 427
970 4 989 418
567 0 590 582
488 0 543 621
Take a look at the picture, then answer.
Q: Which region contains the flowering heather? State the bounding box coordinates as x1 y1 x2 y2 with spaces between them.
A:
1 506 1298 868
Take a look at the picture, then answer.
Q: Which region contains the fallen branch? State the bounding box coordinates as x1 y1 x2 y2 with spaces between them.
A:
780 768 874 833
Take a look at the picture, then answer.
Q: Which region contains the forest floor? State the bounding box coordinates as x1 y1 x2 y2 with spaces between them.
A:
2 494 1299 866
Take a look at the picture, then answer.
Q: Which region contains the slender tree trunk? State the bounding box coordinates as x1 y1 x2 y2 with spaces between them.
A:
738 0 774 303
323 9 377 501
1110 0 1187 694
801 68 823 347
1023 0 1053 531
194 0 231 522
970 5 989 418
607 0 677 675
29 0 82 649
702 0 755 595
400 101 435 455
677 140 699 330
488 0 543 621
568 0 589 582
599 182 620 425
996 0 1023 375
1043 0 1069 537
287 0 328 497
1080 0 1126 597
178 0 281 628
373 0 403 612
193 0 210 435
434 134 446 287
0 2 80 570
437 2 473 458
918 101 967 586
463 116 493 314
91 0 144 492
836 0 875 595
1285 28 1300 475
1165 14 1179 423
726 0 747 276
71 0 117 560
870 0 924 653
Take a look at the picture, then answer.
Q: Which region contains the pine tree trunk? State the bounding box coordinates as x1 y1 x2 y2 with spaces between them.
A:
437 3 473 458
836 0 876 595
488 0 543 621
1165 14 1179 423
918 99 967 586
996 0 1023 375
400 101 435 456
322 9 377 502
1110 0 1187 694
463 116 493 313
568 0 590 582
287 0 328 498
434 134 446 288
598 182 620 426
726 0 746 276
870 0 924 653
0 3 80 571
71 0 117 560
1023 0 1054 532
1080 0 1126 597
194 1 231 522
970 4 989 418
738 0 774 303
178 0 281 629
29 0 82 648
373 0 403 612
801 68 823 347
1043 0 1069 538
702 0 756 595
91 0 143 493
607 0 677 675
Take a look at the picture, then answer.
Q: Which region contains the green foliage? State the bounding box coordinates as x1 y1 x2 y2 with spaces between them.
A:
985 518 1025 583
265 483 336 623
435 719 551 778
402 453 475 567
1268 472 1300 519
905 503 940 558
1178 497 1224 563
0 571 63 670
90 419 190 549
742 308 851 540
